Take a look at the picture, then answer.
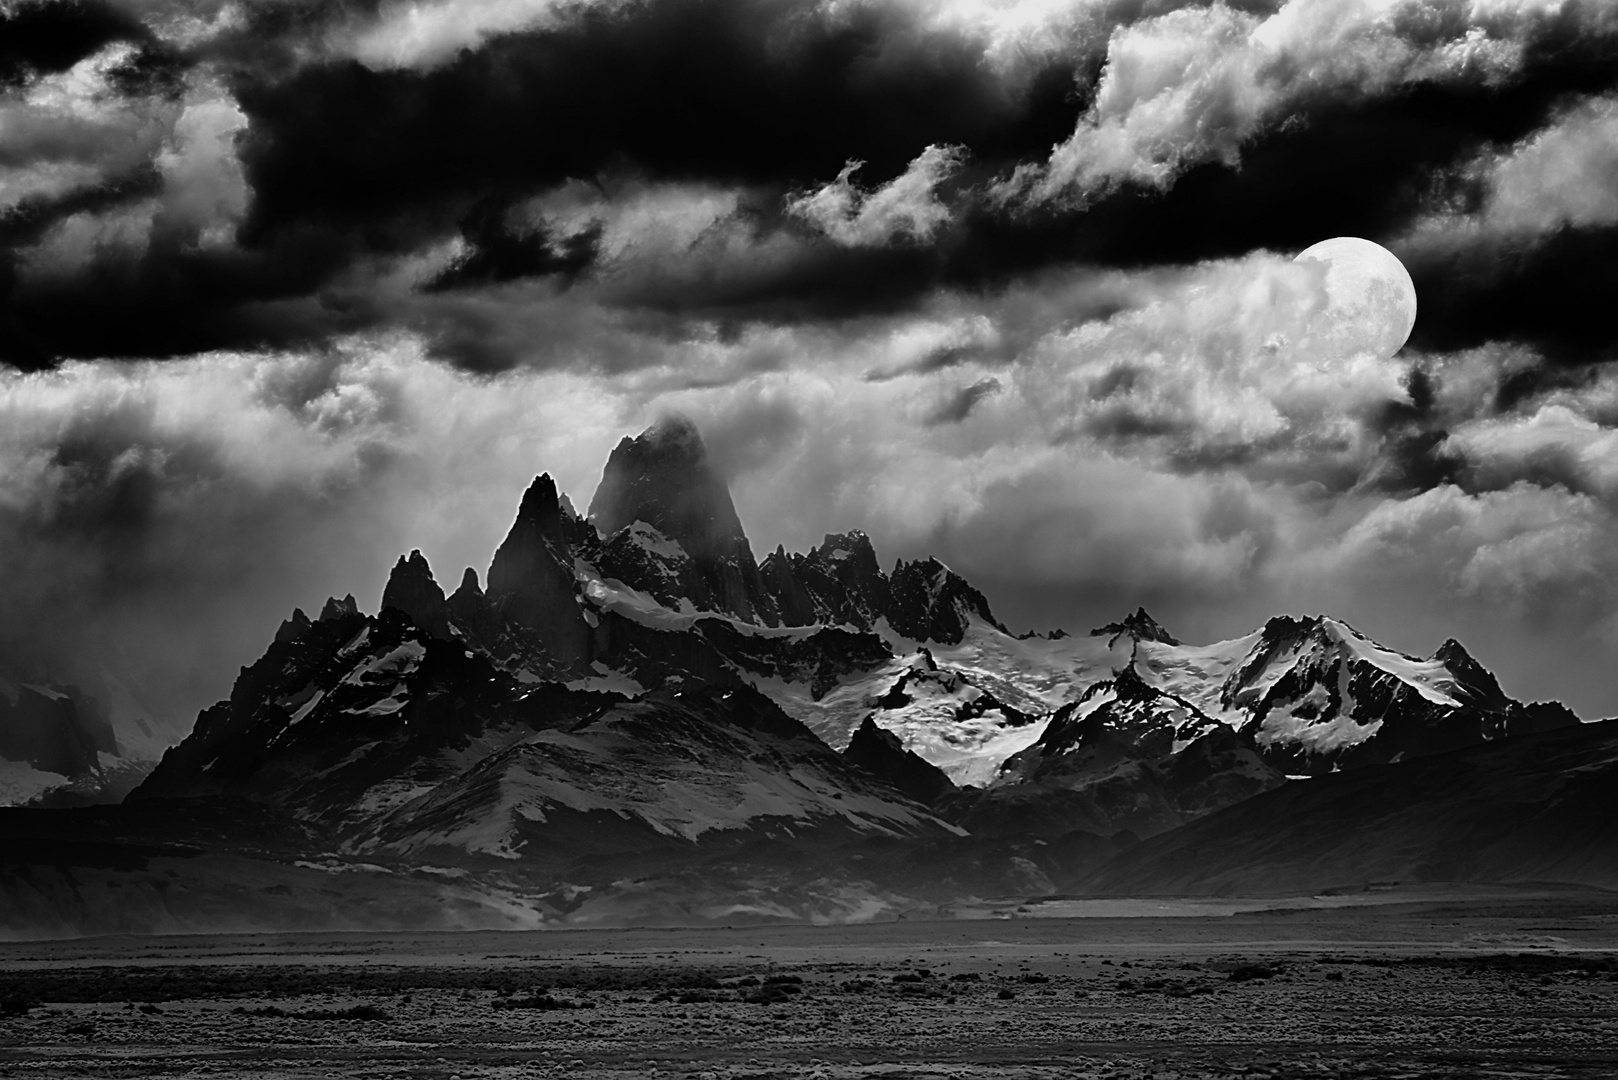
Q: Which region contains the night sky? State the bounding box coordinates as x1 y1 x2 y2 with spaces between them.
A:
4 0 1618 723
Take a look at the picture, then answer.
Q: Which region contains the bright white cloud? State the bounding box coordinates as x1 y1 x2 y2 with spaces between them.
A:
333 0 610 70
3 43 250 281
788 145 965 247
1405 92 1618 250
1317 481 1618 616
1444 402 1618 502
0 44 180 213
1009 0 1610 205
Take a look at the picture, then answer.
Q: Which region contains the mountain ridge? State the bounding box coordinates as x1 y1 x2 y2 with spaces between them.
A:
0 416 1602 933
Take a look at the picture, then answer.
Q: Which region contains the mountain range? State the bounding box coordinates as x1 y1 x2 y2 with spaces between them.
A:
0 416 1608 935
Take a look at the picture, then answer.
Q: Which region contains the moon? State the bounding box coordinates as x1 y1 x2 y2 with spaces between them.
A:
1293 237 1417 360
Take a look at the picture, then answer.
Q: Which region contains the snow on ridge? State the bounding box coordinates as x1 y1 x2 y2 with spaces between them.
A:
1321 619 1463 709
1257 707 1384 754
572 556 830 640
625 520 688 561
370 717 953 859
19 683 68 702
288 689 326 726
566 665 646 696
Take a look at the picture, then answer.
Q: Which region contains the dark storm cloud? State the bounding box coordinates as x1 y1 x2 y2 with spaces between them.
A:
223 0 1618 354
1407 226 1618 364
423 201 603 292
0 0 1084 366
228 0 1079 242
0 231 371 370
0 0 146 85
5 0 1618 374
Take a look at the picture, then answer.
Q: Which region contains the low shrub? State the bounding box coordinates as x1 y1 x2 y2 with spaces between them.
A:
676 991 723 1004
744 987 795 1005
491 995 586 1011
1227 965 1277 983
232 1004 393 1021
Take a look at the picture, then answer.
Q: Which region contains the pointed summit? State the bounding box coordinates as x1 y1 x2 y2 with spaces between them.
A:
1432 638 1512 712
381 550 451 640
887 557 1001 644
588 415 732 546
844 717 956 806
1091 607 1181 646
588 415 778 625
487 474 591 674
446 567 499 644
319 594 359 622
274 608 312 644
452 566 482 600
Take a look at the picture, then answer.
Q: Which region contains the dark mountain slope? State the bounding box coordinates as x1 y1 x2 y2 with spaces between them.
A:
1077 719 1618 895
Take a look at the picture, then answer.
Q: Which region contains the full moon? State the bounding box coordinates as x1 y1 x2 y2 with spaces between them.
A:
1293 237 1418 360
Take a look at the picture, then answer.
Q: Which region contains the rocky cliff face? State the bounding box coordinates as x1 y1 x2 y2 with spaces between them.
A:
886 558 1003 644
588 416 779 626
486 474 593 676
843 716 956 806
380 550 451 641
761 531 893 629
0 680 117 781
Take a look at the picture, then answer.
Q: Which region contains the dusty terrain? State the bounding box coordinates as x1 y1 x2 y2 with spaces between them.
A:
5 888 1618 1079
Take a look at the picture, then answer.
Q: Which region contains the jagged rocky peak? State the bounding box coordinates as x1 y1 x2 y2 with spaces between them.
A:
274 607 312 644
844 716 956 806
452 566 482 601
588 415 778 625
1091 607 1181 646
589 414 742 558
887 557 1002 645
764 529 895 629
381 549 451 640
486 473 591 674
1431 637 1512 710
811 531 891 614
319 594 359 622
760 544 817 625
447 566 499 642
815 529 878 566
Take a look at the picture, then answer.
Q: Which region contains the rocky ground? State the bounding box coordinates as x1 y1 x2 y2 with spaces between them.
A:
4 891 1618 1079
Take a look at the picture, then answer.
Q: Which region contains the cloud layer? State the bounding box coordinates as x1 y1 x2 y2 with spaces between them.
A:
5 0 1618 368
4 0 1618 726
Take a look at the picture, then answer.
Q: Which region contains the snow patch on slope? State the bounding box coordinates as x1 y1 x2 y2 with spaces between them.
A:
0 759 70 805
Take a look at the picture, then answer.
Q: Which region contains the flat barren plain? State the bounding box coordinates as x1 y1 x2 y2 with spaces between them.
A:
5 887 1618 1080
